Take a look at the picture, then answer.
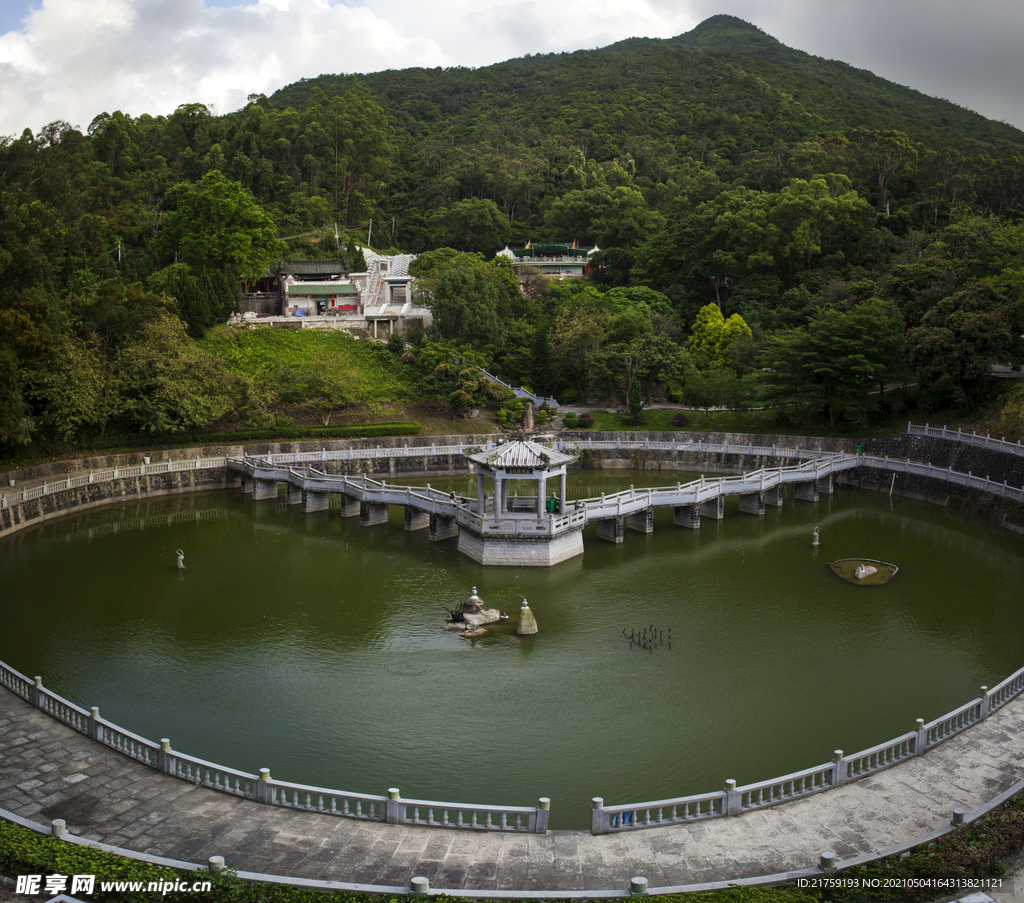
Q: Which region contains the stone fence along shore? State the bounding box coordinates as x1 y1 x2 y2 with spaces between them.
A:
2 651 1024 838
5 424 1024 538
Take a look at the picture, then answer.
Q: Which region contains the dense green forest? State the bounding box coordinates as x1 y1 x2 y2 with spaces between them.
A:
2 14 1024 459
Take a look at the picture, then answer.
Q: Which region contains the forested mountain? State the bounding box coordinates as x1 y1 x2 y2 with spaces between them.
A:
272 15 1024 251
2 14 1024 455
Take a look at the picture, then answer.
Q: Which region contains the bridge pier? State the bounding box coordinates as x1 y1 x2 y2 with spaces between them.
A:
673 504 700 529
360 502 389 527
596 517 625 543
429 513 458 541
286 483 303 506
739 491 765 516
818 474 834 495
700 496 724 520
251 478 277 501
404 506 430 531
626 507 654 534
302 489 329 513
764 485 784 507
338 494 360 517
795 480 818 502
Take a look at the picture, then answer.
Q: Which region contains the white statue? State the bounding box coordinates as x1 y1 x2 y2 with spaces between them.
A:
176 549 185 570
811 528 820 547
854 563 877 580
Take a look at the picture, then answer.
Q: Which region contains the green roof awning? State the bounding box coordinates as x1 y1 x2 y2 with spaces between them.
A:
286 283 358 296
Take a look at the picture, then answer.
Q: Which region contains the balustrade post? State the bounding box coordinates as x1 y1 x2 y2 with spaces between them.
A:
831 750 846 787
256 767 273 804
914 717 927 754
386 787 402 824
535 797 550 834
819 851 837 872
158 739 171 773
31 676 44 708
88 706 101 742
952 808 966 827
629 877 649 895
591 797 608 834
980 686 990 718
51 819 68 838
724 779 741 816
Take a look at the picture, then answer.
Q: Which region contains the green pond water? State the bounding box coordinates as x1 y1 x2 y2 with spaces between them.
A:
1 469 1023 829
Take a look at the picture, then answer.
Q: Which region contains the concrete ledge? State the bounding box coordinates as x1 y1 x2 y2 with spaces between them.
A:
457 527 584 566
5 773 1023 898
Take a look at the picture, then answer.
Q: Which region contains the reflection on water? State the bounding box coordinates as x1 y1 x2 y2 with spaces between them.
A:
1 472 1023 829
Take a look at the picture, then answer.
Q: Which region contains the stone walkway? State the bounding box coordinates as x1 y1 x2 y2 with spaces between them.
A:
2 686 1024 893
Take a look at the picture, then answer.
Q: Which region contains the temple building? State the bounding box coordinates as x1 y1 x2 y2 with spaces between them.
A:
457 439 585 566
497 242 597 280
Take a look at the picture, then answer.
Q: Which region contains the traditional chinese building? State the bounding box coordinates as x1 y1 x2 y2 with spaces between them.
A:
497 242 597 280
458 439 585 566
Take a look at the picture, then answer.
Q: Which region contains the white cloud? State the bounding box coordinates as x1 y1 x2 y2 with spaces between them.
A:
0 0 1022 138
0 0 450 135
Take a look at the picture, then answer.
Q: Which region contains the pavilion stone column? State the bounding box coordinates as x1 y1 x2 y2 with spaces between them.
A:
477 472 486 514
559 471 567 514
536 474 547 515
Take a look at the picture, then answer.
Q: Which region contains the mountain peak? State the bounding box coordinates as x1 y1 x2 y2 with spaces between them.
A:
672 15 801 64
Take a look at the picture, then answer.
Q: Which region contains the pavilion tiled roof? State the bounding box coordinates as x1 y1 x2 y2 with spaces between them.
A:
466 439 575 470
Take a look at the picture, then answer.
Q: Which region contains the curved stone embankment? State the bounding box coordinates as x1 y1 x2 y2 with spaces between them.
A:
2 685 1023 894
4 430 1024 539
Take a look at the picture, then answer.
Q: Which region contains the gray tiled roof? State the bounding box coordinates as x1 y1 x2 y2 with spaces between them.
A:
466 440 575 470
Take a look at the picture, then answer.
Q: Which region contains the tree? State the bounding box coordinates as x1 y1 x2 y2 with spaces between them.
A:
759 301 904 427
689 303 754 369
27 332 121 440
544 186 662 249
548 302 605 401
157 170 285 284
433 198 511 254
682 367 738 425
116 314 231 432
427 267 505 349
907 284 1024 410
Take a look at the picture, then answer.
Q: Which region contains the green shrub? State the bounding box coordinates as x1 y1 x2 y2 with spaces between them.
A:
386 332 406 355
496 409 508 425
562 412 579 428
536 409 548 425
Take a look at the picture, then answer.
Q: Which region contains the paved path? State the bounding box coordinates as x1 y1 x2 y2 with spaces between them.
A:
2 686 1024 893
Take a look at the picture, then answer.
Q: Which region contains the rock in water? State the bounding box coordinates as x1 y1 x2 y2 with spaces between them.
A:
463 608 503 627
517 598 538 635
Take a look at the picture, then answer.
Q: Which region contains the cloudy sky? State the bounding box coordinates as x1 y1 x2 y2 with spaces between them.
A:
1 0 1022 139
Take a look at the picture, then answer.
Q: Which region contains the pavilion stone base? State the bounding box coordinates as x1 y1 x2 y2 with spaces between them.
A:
457 527 584 567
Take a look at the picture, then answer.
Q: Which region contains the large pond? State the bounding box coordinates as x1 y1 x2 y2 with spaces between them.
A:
2 469 1023 829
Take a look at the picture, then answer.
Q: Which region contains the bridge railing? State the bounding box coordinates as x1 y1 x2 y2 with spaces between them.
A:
0 457 227 510
908 422 1024 457
860 455 1024 502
